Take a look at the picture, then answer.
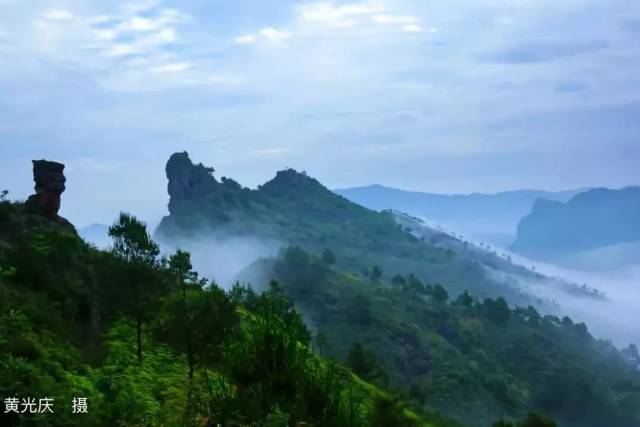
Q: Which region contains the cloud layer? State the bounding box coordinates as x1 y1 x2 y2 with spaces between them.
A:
1 0 639 226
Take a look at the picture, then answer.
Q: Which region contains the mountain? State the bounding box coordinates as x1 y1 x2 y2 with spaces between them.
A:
156 152 640 426
0 160 448 427
510 186 640 265
239 247 640 427
156 152 585 308
334 185 583 243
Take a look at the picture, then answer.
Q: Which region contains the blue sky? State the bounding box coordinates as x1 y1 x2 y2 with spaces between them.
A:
1 0 639 226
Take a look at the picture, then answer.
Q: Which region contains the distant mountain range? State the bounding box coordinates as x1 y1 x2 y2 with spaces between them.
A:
334 185 584 243
510 186 640 267
150 153 640 427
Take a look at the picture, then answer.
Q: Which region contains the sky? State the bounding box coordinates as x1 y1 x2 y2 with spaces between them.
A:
1 0 639 226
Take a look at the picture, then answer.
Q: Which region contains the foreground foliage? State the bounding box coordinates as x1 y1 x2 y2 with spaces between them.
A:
0 202 443 426
255 246 640 427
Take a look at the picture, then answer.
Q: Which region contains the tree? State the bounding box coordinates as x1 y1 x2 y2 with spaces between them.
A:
155 285 237 424
370 397 413 427
108 212 160 363
157 286 237 379
391 274 406 287
623 343 640 367
283 246 310 271
0 190 8 202
518 413 556 427
492 412 556 427
371 265 382 281
314 330 329 356
406 274 426 295
321 249 336 266
348 342 370 377
347 342 387 384
347 294 373 326
408 383 426 406
483 297 511 324
454 290 473 307
168 249 201 298
432 284 449 303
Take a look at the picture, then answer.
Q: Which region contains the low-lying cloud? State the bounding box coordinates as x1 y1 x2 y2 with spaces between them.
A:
156 232 283 289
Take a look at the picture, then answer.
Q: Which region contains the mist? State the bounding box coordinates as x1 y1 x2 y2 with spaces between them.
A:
155 232 283 289
402 214 640 348
509 252 640 348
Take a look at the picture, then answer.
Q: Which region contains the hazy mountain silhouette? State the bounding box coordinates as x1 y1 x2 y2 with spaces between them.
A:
511 186 640 267
334 184 584 242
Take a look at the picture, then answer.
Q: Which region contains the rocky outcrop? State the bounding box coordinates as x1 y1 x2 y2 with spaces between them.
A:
166 152 218 214
26 160 72 226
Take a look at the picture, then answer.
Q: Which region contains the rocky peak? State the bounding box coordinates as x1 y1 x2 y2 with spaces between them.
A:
166 152 218 213
260 168 325 198
26 159 72 226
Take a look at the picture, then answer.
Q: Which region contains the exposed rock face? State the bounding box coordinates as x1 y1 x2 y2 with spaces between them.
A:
26 159 72 226
166 152 218 213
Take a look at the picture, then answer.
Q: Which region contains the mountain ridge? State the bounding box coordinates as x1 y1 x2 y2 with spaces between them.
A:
511 186 640 263
153 152 640 427
333 184 586 240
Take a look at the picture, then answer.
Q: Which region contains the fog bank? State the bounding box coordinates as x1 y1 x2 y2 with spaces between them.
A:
157 233 283 289
511 252 640 347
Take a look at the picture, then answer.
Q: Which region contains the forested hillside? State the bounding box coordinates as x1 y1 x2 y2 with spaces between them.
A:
157 152 570 308
156 152 640 427
241 247 640 427
0 199 449 427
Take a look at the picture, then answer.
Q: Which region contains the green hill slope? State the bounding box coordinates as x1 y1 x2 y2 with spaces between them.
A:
156 152 575 308
245 247 640 427
0 200 449 427
155 152 640 427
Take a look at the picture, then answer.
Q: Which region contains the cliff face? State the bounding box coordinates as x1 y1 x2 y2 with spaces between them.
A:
166 151 219 214
157 152 348 239
25 159 72 227
510 186 640 260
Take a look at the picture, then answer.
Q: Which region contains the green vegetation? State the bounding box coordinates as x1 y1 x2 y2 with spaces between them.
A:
255 246 640 427
156 153 640 426
156 153 549 308
492 412 557 427
0 201 446 427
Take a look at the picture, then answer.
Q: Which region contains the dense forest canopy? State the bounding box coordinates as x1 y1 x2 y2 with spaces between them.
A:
0 200 450 427
1 155 639 427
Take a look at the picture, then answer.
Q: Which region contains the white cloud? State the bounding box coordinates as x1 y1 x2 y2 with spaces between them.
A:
93 29 118 41
373 14 418 25
87 15 113 25
295 2 429 36
126 17 157 31
113 9 187 34
403 24 424 33
298 2 383 28
259 27 291 42
236 27 292 45
150 62 191 73
103 43 139 57
235 34 256 45
99 27 176 57
143 28 176 44
44 10 73 21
